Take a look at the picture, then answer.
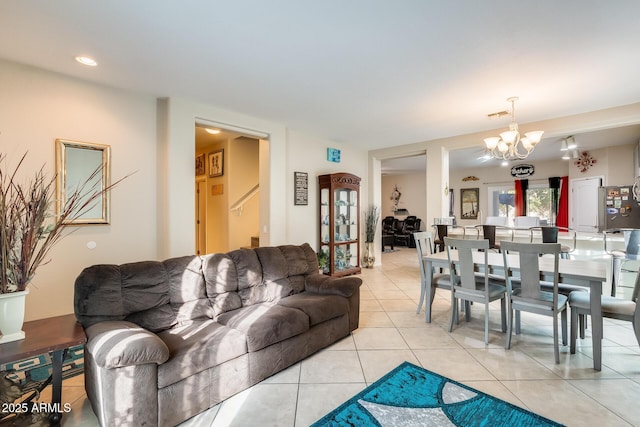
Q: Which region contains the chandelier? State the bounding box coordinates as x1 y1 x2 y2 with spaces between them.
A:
483 97 544 161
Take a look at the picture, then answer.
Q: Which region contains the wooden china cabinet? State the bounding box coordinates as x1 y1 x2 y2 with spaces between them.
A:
318 172 361 276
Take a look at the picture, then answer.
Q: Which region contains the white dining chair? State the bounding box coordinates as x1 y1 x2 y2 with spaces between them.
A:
501 241 568 364
444 237 507 345
569 268 640 353
413 231 452 316
604 228 640 297
513 216 540 229
485 216 508 226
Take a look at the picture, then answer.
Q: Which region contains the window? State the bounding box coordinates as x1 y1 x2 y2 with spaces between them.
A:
526 185 552 225
487 186 516 221
488 184 553 225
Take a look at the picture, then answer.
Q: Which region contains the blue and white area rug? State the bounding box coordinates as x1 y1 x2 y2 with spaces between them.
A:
312 361 564 427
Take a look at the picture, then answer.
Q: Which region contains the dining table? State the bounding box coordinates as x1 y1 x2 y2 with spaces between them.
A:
419 249 608 371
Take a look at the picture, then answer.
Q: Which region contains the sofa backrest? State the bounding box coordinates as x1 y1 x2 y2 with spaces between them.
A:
74 243 319 330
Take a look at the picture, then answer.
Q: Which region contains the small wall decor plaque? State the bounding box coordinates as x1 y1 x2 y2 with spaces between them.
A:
510 164 534 178
574 151 596 172
327 148 341 163
294 171 308 205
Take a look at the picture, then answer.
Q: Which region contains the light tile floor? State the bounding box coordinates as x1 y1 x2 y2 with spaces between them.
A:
54 248 640 426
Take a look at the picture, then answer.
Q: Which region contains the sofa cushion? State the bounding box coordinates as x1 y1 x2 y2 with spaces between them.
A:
119 261 178 332
156 320 248 388
255 247 288 283
120 261 171 313
164 256 213 324
280 245 312 277
280 244 316 293
277 293 349 326
75 264 126 327
125 304 177 333
216 303 309 352
227 248 263 290
203 253 243 317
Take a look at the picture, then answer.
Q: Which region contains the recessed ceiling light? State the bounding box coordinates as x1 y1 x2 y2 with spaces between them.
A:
75 56 98 67
205 128 221 135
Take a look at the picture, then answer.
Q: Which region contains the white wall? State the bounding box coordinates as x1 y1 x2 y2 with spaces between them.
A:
381 173 427 225
286 129 368 249
0 59 158 320
568 144 635 186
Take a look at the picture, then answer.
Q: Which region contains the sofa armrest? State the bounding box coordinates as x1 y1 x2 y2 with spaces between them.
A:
305 273 362 297
85 321 170 369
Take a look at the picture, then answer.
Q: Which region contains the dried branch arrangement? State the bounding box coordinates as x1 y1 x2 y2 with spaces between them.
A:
0 153 127 293
363 205 380 243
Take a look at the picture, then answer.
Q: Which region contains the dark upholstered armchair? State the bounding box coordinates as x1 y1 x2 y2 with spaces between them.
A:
382 216 397 250
394 216 422 247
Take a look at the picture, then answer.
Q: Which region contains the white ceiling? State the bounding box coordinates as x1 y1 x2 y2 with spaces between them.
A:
1 1 640 155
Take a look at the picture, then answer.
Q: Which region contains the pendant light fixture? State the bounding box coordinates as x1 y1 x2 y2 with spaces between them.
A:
483 97 544 161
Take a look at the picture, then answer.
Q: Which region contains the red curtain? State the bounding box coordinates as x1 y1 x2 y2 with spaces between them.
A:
557 176 569 228
514 180 524 216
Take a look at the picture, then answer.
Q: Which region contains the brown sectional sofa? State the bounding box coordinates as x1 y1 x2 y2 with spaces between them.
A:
74 243 361 426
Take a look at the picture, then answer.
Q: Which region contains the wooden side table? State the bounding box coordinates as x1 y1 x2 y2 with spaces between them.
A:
0 313 86 424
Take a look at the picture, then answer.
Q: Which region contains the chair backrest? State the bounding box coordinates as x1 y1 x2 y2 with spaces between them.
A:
444 237 490 291
382 216 396 233
625 229 640 259
435 224 448 240
514 216 540 228
530 226 559 243
501 241 561 300
632 268 640 303
404 216 420 231
482 225 497 248
486 216 507 226
414 231 434 279
541 226 559 243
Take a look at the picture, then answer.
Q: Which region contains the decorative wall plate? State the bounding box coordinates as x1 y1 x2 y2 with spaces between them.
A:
574 151 596 172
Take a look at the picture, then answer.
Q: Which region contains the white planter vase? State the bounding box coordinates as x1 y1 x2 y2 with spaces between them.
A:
0 289 29 344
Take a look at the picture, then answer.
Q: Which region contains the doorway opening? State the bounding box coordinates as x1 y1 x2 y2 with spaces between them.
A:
195 121 268 254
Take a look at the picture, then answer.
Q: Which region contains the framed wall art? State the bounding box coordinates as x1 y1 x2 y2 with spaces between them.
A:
208 149 224 177
195 153 205 176
460 187 479 220
294 171 308 205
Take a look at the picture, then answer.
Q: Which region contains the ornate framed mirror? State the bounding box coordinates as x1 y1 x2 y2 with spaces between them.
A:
55 139 111 224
